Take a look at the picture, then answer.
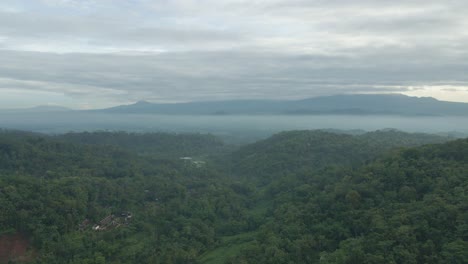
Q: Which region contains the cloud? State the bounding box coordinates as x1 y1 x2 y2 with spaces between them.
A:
0 8 245 53
2 0 466 54
0 0 467 106
1 49 467 107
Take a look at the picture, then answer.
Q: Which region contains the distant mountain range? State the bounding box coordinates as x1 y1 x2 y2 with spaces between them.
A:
0 105 71 113
3 94 468 116
95 94 468 116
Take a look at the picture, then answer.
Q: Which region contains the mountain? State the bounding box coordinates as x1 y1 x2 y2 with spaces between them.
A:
3 94 468 116
0 105 71 113
97 99 283 115
95 94 468 116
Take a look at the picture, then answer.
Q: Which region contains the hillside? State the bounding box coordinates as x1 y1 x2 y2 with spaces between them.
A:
0 130 466 263
56 131 226 157
0 131 248 263
229 130 450 182
221 137 468 263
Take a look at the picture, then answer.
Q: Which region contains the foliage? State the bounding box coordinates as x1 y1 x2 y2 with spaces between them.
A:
57 131 225 158
0 129 465 263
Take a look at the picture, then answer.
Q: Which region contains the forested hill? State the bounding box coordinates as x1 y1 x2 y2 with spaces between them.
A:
0 130 244 263
229 130 450 182
0 131 139 178
0 130 466 263
224 137 468 263
56 131 225 157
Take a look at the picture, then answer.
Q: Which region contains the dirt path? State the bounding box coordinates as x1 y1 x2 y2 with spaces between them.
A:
0 233 32 263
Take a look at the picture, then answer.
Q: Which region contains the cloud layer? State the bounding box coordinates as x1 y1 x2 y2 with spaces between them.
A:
1 0 468 108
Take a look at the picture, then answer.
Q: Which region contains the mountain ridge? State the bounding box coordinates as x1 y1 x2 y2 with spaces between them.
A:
0 105 71 113
96 94 468 116
3 94 468 116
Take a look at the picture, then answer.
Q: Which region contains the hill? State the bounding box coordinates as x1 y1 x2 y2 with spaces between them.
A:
0 129 466 263
56 131 226 157
223 135 468 263
0 130 246 263
229 130 450 182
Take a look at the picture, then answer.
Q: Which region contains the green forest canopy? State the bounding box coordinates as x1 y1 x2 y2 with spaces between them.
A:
0 129 466 263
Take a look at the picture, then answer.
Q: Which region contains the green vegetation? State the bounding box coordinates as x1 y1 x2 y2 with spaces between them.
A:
0 129 466 263
57 131 225 158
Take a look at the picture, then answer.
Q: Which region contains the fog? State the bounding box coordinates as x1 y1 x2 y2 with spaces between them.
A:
1 112 467 142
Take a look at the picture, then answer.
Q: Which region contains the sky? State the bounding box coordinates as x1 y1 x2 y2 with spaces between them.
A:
1 0 468 109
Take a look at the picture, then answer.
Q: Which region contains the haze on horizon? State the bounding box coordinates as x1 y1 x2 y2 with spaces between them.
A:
1 0 468 109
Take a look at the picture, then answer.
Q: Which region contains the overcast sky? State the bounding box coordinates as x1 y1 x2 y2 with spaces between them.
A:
1 0 468 109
